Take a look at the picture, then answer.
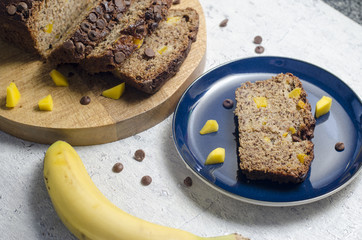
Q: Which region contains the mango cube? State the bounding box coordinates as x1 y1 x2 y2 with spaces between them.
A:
288 88 301 98
166 16 181 24
43 22 53 33
50 69 69 87
253 97 267 108
102 82 125 100
315 96 332 118
157 46 168 55
38 94 53 111
297 100 306 109
199 120 219 135
205 148 225 165
6 82 21 108
297 153 307 164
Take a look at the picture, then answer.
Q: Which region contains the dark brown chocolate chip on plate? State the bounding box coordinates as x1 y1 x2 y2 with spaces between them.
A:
112 162 124 173
223 99 234 109
6 5 17 15
144 48 155 58
134 149 145 161
141 175 152 186
80 96 91 105
255 45 265 54
219 18 228 27
253 35 263 44
183 177 192 187
335 142 345 151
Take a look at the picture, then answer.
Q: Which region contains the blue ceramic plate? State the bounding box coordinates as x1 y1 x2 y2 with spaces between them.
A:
172 56 362 206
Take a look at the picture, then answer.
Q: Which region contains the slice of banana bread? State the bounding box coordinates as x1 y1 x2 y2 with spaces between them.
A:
80 0 172 73
112 7 199 94
48 0 133 64
234 73 316 183
0 0 98 57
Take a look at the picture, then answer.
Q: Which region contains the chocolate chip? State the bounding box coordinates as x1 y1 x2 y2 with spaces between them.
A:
223 99 234 109
253 35 263 44
85 45 93 55
96 19 106 29
292 135 302 142
81 22 91 32
114 0 125 9
219 18 228 27
134 149 145 161
144 48 155 58
95 6 103 14
80 96 91 105
141 175 152 186
75 42 85 54
154 12 162 22
145 11 152 20
335 142 345 151
150 22 158 31
114 51 126 64
112 162 124 173
183 177 192 187
255 46 265 54
136 25 145 34
17 2 28 12
104 14 111 22
173 0 181 5
6 5 17 15
63 40 74 49
89 12 97 23
88 30 99 41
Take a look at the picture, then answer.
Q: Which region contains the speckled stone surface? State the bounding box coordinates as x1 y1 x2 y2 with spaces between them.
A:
0 0 361 240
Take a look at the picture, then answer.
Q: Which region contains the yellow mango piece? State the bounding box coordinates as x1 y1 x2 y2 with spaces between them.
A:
282 132 288 137
38 94 53 111
133 38 144 49
297 100 306 109
205 148 225 165
199 120 219 135
102 83 125 100
315 96 332 118
157 46 168 55
43 22 53 33
50 69 69 87
166 16 181 24
6 82 21 108
297 153 307 164
264 136 271 142
253 97 267 108
288 127 296 134
289 88 301 98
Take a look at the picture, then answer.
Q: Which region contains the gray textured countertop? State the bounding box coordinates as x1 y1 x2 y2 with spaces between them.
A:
323 0 362 24
1 0 361 240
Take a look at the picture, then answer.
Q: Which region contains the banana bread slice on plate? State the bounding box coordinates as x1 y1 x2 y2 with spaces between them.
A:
234 73 316 183
0 0 98 57
112 7 199 94
80 0 172 73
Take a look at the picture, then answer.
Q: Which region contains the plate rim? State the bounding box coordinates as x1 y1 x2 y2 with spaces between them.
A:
172 56 362 207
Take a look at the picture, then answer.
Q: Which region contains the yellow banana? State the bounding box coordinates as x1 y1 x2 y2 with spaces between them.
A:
43 141 249 240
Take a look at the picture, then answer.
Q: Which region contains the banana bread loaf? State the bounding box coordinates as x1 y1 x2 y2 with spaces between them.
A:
112 7 199 94
80 0 172 73
234 73 316 183
0 0 98 57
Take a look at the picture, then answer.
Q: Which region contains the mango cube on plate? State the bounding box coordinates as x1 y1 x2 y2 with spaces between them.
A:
315 96 332 118
199 120 219 135
205 148 225 165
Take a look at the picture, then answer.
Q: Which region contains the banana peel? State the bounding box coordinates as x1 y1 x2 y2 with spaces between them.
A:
43 141 249 240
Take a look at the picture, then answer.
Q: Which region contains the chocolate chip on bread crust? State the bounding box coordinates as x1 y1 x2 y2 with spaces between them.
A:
112 8 199 94
234 73 316 184
48 0 132 64
80 0 173 73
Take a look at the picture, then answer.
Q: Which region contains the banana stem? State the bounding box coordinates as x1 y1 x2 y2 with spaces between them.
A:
201 233 249 240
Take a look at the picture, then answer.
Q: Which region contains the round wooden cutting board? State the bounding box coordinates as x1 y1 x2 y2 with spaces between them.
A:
0 0 206 146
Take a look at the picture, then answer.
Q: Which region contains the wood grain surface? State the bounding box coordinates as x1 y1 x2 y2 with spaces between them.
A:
0 0 206 146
